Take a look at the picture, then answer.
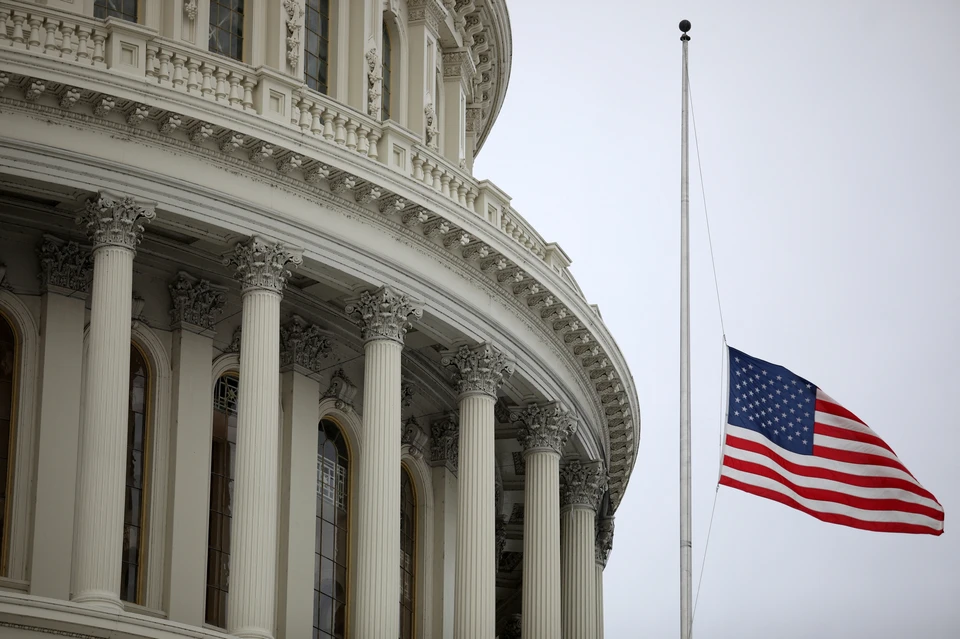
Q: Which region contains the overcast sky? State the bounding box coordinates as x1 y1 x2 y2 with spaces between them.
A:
475 1 960 637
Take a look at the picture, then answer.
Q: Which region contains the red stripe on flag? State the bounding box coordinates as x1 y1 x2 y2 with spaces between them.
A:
722 456 944 521
815 398 866 425
814 422 896 455
813 444 917 480
718 475 944 535
723 435 938 502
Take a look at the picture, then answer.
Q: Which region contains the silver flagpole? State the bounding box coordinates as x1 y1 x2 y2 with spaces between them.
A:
679 18 693 639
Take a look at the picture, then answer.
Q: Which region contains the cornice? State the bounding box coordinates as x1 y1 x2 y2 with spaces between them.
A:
0 65 638 508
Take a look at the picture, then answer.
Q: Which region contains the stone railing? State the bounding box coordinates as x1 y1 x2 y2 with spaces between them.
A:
0 6 110 67
290 89 384 162
145 40 259 112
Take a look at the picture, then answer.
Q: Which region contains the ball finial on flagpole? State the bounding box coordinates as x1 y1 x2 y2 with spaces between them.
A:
679 19 691 40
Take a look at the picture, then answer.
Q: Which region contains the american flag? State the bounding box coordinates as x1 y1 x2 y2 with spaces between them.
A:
720 346 944 535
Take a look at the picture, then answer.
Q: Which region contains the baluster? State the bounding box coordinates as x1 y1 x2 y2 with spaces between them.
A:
27 16 43 50
214 68 229 102
200 63 215 98
367 130 381 161
228 72 243 107
440 174 452 198
76 26 91 62
172 54 187 89
422 160 435 187
186 60 200 93
432 166 443 191
60 23 76 60
466 189 478 211
43 18 59 55
333 114 347 145
345 121 358 151
145 44 158 80
412 155 425 181
91 31 106 66
10 12 27 48
242 78 256 111
321 110 335 141
0 11 9 47
298 96 312 131
158 50 172 84
356 125 370 155
310 103 323 136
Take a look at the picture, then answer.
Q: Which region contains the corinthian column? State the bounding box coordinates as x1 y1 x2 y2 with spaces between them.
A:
511 403 577 639
345 286 422 639
595 517 615 639
560 461 607 639
442 344 514 638
72 193 154 611
225 237 302 639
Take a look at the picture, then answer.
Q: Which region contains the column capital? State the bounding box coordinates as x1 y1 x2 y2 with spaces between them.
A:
560 461 607 511
78 192 155 251
595 516 615 567
511 402 577 456
441 343 514 398
344 286 423 344
169 271 227 333
280 315 332 374
225 236 303 294
428 413 459 473
37 234 92 296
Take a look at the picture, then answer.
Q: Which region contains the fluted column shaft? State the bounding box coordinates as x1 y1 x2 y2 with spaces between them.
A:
225 237 302 639
561 505 598 638
346 287 422 639
227 288 281 639
596 562 605 639
73 193 153 611
353 337 403 638
453 392 496 637
522 449 562 638
72 244 134 611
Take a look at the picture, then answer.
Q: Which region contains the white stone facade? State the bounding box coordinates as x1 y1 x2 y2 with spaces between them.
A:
0 1 639 637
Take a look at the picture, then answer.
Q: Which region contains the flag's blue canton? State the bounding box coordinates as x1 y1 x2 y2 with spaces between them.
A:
727 347 816 455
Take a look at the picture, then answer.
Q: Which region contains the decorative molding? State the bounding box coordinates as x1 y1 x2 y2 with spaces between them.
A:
183 0 198 21
595 516 614 567
400 380 416 408
37 234 92 295
224 326 242 354
131 291 146 323
559 460 607 511
407 0 446 33
424 99 439 149
280 314 331 373
495 514 507 567
225 235 303 294
511 402 577 455
323 368 357 411
401 416 428 460
344 285 422 344
442 49 477 85
428 413 458 473
168 271 226 332
440 342 513 398
511 450 525 476
283 0 305 70
78 192 156 251
502 613 522 639
365 48 382 118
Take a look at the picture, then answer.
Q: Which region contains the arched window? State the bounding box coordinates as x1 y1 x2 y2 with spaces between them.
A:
121 344 150 603
399 467 416 639
381 21 392 121
304 0 330 93
0 313 17 572
205 374 239 627
209 0 244 61
315 418 349 639
94 0 137 22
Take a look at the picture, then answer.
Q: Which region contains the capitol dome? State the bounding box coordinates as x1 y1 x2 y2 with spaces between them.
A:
0 0 639 637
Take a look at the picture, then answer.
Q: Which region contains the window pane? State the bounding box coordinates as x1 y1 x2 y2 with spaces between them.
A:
304 0 330 94
315 419 349 637
398 468 416 635
209 0 244 61
206 374 239 627
93 0 137 22
121 345 149 604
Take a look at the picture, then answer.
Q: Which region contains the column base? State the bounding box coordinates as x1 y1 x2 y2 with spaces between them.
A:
228 626 274 639
71 591 124 613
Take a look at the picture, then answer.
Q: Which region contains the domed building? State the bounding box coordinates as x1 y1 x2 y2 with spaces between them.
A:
0 0 639 638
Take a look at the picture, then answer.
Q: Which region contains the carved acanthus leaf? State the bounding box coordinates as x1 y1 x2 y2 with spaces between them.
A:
78 192 155 251
429 413 459 472
595 517 615 566
441 343 513 398
401 416 429 460
344 286 422 344
511 402 577 455
559 461 607 511
323 368 358 411
225 236 303 294
169 271 227 331
280 315 332 373
37 235 92 294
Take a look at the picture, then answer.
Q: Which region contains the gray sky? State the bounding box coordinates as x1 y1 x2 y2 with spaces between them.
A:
475 1 960 637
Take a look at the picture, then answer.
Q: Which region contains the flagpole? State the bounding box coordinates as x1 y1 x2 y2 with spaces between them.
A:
679 18 693 639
